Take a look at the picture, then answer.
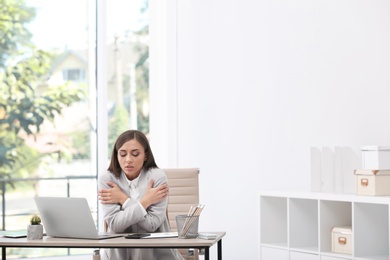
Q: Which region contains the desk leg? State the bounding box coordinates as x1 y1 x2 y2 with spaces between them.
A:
204 247 209 260
218 239 222 260
2 247 5 260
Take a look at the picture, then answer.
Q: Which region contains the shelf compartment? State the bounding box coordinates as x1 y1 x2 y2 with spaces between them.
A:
260 196 288 246
354 202 389 259
319 200 352 254
289 198 318 251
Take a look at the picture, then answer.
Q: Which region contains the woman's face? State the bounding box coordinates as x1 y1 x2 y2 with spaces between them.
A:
117 139 146 180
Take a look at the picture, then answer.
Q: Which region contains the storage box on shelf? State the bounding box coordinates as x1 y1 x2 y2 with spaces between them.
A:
332 227 352 255
361 146 390 170
259 191 390 260
354 169 390 196
354 145 390 196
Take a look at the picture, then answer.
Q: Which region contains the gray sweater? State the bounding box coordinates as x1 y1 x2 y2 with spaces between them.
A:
98 167 184 260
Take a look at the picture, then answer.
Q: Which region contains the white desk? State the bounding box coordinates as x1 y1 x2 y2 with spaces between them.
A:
0 232 225 260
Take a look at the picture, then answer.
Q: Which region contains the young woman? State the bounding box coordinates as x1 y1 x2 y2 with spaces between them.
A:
98 130 183 260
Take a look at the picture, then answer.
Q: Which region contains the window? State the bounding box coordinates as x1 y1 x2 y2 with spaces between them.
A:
0 0 149 258
106 0 150 141
62 69 86 82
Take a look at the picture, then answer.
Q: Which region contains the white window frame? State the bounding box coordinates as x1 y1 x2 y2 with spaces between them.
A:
96 0 108 230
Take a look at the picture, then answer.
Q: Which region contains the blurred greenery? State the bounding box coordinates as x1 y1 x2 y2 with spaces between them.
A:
0 0 36 67
71 130 91 160
108 104 130 156
0 50 86 181
0 1 149 256
109 0 149 148
133 0 149 133
0 0 85 182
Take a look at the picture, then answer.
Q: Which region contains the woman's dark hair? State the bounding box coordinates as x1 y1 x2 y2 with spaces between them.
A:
107 130 158 177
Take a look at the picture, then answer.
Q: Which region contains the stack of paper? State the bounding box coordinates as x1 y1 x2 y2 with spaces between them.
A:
198 232 216 240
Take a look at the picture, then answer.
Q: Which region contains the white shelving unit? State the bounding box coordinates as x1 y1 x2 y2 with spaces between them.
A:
259 191 390 260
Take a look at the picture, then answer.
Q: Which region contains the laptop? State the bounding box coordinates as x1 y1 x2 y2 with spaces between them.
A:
34 197 122 240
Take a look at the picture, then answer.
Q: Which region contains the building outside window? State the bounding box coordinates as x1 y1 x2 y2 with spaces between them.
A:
0 0 149 258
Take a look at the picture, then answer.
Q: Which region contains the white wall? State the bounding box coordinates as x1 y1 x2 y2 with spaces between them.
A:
151 0 390 259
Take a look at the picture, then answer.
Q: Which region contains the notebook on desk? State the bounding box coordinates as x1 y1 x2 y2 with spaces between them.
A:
34 197 122 240
0 230 27 238
142 232 178 239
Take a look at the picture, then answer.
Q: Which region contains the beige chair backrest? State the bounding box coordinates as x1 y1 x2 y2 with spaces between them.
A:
164 168 200 232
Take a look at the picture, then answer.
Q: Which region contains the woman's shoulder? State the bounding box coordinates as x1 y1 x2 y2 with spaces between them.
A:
145 167 166 177
144 168 168 183
99 170 117 181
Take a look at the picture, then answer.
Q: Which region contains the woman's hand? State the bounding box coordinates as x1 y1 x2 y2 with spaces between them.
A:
98 182 128 205
140 179 169 209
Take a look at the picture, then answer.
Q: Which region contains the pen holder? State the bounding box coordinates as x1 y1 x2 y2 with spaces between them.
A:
176 215 199 239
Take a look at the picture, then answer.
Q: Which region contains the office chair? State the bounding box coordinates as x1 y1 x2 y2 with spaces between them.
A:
164 168 200 260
